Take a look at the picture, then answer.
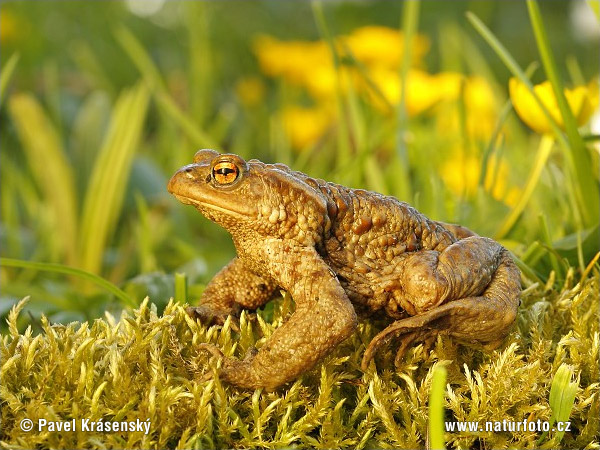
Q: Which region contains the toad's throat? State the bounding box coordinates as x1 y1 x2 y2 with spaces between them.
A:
173 194 249 219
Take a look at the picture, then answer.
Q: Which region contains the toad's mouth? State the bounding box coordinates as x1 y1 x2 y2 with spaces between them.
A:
173 193 249 219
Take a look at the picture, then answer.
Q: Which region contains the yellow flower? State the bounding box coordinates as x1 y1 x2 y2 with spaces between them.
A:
433 72 463 100
343 26 430 69
441 154 480 198
252 27 431 102
253 35 331 86
434 75 498 140
440 150 520 206
282 106 334 150
1 9 19 43
509 78 599 134
235 77 265 107
367 68 440 116
464 76 497 115
303 65 339 99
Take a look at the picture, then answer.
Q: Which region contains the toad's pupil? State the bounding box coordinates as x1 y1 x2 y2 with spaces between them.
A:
213 163 238 184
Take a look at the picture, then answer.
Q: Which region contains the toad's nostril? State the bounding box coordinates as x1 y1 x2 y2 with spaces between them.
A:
184 167 196 179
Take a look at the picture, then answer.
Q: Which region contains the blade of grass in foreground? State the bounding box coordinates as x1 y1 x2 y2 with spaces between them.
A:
538 214 566 281
495 135 553 239
0 53 19 107
174 273 188 304
479 63 538 188
537 364 578 445
526 0 599 227
395 0 420 202
8 93 79 265
428 364 447 450
0 258 134 307
78 83 149 277
465 12 565 142
467 10 599 230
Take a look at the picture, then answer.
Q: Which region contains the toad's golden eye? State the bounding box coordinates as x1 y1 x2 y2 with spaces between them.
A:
212 162 239 185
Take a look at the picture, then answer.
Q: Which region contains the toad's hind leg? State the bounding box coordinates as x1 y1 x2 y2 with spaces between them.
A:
361 241 520 370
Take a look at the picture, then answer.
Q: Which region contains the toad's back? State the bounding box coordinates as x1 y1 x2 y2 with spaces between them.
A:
291 172 458 317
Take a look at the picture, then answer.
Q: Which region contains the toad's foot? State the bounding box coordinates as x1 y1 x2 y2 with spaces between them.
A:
186 258 278 333
187 306 241 332
198 344 259 383
361 296 513 370
361 312 439 370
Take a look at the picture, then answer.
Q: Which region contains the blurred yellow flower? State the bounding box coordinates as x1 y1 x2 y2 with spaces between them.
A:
367 68 440 115
435 75 498 140
440 151 520 206
253 35 331 86
304 65 337 99
434 72 463 100
0 9 19 43
235 77 265 107
282 106 334 150
343 26 430 69
509 78 599 134
252 26 431 102
441 154 480 198
463 76 497 114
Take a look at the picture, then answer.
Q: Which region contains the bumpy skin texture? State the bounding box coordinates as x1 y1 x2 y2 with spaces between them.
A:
168 150 521 390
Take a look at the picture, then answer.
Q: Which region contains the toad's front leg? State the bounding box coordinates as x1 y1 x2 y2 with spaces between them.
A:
187 257 278 328
214 242 358 390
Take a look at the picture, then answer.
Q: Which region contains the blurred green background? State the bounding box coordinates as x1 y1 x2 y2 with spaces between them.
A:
1 0 598 328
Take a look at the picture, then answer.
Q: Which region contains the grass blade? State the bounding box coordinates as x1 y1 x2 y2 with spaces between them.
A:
479 62 538 188
526 0 599 226
114 26 218 149
0 257 134 306
467 9 599 230
495 134 553 239
538 214 565 281
428 364 447 450
589 0 600 20
8 93 79 264
184 2 213 125
392 0 420 201
538 363 578 444
69 42 115 96
0 53 19 107
311 1 353 181
174 273 188 304
465 12 565 143
78 83 149 276
397 0 420 163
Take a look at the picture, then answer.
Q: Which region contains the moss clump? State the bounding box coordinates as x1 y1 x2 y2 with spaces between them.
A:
1 270 598 449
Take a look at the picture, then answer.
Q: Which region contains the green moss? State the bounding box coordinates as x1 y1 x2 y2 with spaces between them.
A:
1 270 598 449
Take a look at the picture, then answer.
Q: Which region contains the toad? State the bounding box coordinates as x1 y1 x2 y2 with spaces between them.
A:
168 150 520 390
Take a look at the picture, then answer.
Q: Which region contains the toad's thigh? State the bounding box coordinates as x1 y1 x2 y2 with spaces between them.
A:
395 236 504 315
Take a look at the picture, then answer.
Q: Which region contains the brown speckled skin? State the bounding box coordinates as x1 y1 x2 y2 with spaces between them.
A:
168 150 521 390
